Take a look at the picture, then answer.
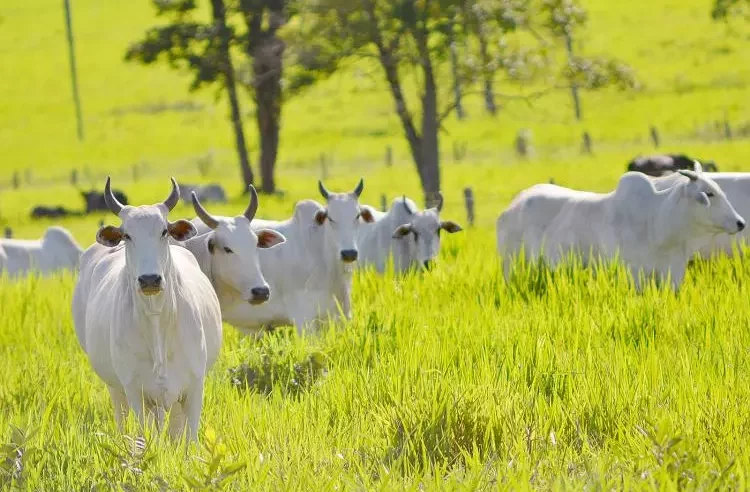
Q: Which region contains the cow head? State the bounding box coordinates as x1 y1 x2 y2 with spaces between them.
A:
192 185 285 305
391 193 462 270
677 163 745 235
96 177 197 296
314 178 374 267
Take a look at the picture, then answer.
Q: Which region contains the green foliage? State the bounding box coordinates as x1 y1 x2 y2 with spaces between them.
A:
0 425 39 489
712 0 750 21
183 427 246 490
564 56 640 91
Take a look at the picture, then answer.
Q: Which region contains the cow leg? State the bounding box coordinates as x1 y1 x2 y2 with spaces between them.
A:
123 385 147 430
108 386 129 431
667 262 686 292
167 402 187 442
182 382 205 443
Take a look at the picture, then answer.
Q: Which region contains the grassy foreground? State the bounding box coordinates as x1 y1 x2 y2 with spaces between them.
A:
1 229 750 489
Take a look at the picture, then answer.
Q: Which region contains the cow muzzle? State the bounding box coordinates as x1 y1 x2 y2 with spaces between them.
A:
249 286 270 305
340 249 358 263
137 274 163 295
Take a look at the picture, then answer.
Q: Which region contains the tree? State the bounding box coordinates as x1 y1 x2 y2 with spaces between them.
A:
127 0 290 194
540 0 638 121
291 0 523 205
126 0 254 192
712 0 750 21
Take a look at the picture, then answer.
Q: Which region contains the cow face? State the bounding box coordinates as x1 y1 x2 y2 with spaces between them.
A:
192 187 285 305
315 178 374 267
391 195 462 270
677 168 745 235
96 177 197 296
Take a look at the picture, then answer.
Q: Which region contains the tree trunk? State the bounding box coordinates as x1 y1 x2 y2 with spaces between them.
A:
448 21 465 120
564 32 583 121
210 0 253 192
253 35 285 194
478 29 497 116
414 30 441 207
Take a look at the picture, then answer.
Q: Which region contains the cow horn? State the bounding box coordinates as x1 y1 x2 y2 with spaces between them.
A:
435 191 444 212
191 191 219 229
692 160 703 173
244 184 259 222
163 177 180 211
402 195 414 215
104 176 124 216
318 180 330 200
352 178 364 198
677 169 699 182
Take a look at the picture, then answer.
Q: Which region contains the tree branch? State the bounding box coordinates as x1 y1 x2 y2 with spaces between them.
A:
437 87 558 124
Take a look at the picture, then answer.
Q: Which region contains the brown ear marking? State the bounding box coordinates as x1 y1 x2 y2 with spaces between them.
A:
360 207 375 223
96 225 123 247
168 219 197 241
392 224 412 239
314 209 328 225
440 221 463 233
257 229 286 249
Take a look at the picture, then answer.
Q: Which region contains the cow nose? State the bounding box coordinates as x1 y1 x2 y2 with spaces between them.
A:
737 220 746 231
423 260 434 270
137 274 162 291
250 286 270 303
340 249 358 263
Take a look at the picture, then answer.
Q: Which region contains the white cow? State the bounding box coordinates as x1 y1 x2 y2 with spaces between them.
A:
182 186 287 325
72 178 222 442
0 226 83 277
496 169 745 291
649 162 750 258
202 179 374 336
356 193 462 273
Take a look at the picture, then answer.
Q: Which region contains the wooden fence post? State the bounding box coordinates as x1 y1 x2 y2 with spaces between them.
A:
70 169 78 186
320 153 328 180
385 146 392 167
581 132 592 154
24 169 32 185
380 194 387 212
724 120 732 140
98 219 104 228
132 164 139 182
650 125 660 148
4 227 11 239
463 187 474 227
12 171 19 190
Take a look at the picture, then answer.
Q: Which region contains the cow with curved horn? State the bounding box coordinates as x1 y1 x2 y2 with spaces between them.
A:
181 185 286 328
355 191 463 273
72 177 223 443
219 178 375 336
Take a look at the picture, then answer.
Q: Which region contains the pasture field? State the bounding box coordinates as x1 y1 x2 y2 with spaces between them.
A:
2 0 750 489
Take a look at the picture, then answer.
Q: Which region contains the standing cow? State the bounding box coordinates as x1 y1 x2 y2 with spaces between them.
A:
496 169 744 291
356 193 462 273
181 186 287 326
81 188 130 214
72 178 222 442
627 153 718 177
201 179 374 336
0 226 83 277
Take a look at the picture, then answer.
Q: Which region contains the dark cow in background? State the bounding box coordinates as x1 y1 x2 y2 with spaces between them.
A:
30 206 83 220
80 189 129 214
628 153 719 177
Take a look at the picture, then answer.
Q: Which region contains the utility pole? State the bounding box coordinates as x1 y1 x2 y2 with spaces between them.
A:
63 0 85 141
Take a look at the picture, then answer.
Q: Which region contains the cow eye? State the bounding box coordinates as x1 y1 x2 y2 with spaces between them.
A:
161 229 168 237
123 233 131 241
355 213 361 221
224 247 233 254
706 192 715 198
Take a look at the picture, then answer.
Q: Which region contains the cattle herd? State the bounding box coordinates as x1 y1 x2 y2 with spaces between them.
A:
1 152 748 442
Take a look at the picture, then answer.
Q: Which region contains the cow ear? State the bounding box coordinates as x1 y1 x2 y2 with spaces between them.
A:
96 226 123 247
392 224 412 239
168 219 197 241
314 209 327 225
257 229 286 249
440 220 463 233
360 207 375 223
695 191 710 207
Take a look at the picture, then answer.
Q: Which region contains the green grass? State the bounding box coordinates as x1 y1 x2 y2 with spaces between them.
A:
2 0 750 488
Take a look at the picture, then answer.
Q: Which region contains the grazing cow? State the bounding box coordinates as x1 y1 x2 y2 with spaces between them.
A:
72 178 222 442
206 179 374 336
30 205 83 220
649 162 750 258
178 183 227 205
0 226 83 277
627 153 718 177
356 193 462 273
81 189 129 214
181 186 286 325
496 169 745 291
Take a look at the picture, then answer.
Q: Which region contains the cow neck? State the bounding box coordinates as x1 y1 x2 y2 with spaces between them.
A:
650 184 692 251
